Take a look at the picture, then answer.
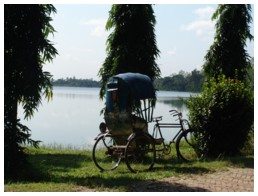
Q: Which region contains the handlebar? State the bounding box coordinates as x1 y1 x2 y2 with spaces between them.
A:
153 109 188 129
169 110 182 117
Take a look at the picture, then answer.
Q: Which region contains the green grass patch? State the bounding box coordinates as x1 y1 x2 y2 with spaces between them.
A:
4 146 253 192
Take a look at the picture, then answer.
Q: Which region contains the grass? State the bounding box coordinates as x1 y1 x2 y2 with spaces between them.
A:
4 145 254 192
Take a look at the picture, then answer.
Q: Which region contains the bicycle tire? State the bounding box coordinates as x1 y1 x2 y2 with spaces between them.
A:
92 134 121 171
125 134 156 173
176 129 199 162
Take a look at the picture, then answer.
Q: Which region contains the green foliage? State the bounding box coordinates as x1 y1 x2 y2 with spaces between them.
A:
52 77 100 87
5 4 58 118
203 5 253 81
154 69 204 92
240 124 254 155
195 4 254 158
4 4 57 179
98 4 160 98
246 57 254 90
187 76 253 157
4 119 41 180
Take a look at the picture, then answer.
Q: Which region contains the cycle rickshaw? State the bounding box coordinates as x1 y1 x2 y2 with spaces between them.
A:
92 73 198 173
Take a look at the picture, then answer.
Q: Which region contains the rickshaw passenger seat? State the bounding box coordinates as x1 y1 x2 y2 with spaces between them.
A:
131 114 148 133
153 116 162 122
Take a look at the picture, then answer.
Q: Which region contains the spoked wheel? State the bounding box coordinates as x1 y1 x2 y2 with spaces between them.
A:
92 134 121 171
176 129 199 162
125 134 156 173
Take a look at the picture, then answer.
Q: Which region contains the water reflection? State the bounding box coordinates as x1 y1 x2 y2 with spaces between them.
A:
155 91 197 117
54 92 97 99
19 87 196 148
157 98 187 110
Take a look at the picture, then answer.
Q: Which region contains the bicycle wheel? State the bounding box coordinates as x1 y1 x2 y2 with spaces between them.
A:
92 134 121 171
125 134 156 173
176 129 199 162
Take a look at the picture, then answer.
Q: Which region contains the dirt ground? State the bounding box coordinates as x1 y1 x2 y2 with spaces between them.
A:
130 167 254 192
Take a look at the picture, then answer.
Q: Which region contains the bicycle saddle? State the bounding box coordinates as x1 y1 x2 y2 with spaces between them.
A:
153 116 162 122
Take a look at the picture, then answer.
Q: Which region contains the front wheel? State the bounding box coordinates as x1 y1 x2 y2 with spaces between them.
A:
92 134 121 171
176 129 199 162
125 134 156 173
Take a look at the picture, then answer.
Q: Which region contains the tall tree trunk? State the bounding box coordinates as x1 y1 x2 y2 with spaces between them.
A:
4 87 25 179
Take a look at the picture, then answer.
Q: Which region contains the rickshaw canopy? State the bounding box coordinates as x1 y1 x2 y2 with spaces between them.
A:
105 73 156 131
107 72 155 100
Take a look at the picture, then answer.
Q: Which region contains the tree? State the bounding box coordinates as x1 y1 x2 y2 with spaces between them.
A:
98 4 160 98
154 69 204 92
188 4 254 158
185 69 204 92
247 57 254 90
4 5 57 179
203 4 253 81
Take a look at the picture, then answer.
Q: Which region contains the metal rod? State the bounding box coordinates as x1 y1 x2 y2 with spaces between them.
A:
150 99 154 122
158 123 181 126
170 129 183 143
158 125 182 128
137 107 144 119
148 99 151 122
143 100 147 120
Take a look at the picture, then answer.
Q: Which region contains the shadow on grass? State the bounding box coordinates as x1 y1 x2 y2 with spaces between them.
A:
29 153 92 169
154 158 212 174
7 152 253 191
5 153 93 183
222 156 254 168
190 155 254 169
27 153 212 191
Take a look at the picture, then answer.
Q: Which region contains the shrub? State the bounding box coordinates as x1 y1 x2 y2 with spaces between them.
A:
240 124 254 155
187 76 253 157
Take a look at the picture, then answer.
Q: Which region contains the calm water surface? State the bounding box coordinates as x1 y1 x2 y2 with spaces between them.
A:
18 87 197 148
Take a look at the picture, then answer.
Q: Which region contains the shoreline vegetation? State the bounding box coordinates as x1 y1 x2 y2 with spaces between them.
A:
52 69 204 92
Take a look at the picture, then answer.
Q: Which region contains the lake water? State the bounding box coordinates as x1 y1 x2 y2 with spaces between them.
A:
18 87 197 149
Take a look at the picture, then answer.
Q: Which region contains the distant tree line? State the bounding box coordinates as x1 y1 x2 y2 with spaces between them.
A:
154 69 204 92
52 77 100 87
52 69 204 92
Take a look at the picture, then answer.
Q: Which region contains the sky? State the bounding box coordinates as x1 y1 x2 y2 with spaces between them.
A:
44 4 254 80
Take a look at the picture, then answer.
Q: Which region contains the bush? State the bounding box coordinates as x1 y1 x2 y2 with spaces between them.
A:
240 124 254 155
187 76 253 157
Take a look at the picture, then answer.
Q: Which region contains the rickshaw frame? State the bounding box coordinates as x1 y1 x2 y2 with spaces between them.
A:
92 73 199 173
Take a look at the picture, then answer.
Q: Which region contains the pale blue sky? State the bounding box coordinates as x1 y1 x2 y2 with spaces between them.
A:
44 4 254 80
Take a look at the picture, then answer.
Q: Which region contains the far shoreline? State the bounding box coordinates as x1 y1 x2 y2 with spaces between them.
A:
52 85 201 94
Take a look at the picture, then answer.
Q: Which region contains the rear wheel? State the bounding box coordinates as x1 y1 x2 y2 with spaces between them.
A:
92 134 121 171
125 134 156 173
176 129 199 162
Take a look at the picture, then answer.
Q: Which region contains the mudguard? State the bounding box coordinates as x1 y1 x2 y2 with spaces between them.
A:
94 132 111 141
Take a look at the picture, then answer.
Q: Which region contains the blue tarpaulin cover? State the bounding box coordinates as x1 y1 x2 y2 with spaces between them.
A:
112 72 155 100
106 73 155 112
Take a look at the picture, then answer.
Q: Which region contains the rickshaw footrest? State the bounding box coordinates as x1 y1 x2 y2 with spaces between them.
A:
154 138 164 145
112 145 127 149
